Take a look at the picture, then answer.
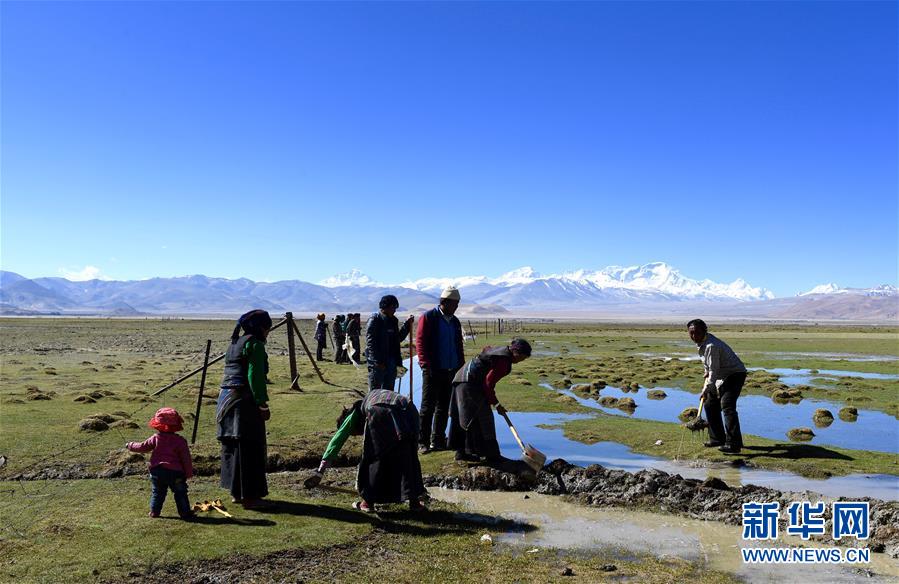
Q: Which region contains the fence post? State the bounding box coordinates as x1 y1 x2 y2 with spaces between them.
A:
190 339 212 444
286 312 300 390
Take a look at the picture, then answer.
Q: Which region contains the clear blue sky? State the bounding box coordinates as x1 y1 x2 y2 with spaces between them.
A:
2 1 896 296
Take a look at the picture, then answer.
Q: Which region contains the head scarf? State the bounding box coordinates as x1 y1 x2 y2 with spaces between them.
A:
509 338 532 357
231 309 273 342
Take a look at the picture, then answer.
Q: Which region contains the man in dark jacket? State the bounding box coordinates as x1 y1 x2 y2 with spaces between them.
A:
366 295 414 391
415 287 465 453
346 313 362 365
333 315 348 364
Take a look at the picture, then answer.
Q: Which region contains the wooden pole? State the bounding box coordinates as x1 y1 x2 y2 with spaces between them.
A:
290 318 326 385
408 316 414 403
151 318 286 397
286 312 300 390
190 339 212 444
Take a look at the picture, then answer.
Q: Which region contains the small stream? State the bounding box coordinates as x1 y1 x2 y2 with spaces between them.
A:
397 357 899 501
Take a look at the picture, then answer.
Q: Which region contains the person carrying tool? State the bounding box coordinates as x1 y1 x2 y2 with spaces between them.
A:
332 314 348 364
216 309 273 509
415 286 465 453
314 313 328 361
365 295 414 391
126 407 194 520
448 338 532 467
688 319 747 454
307 389 428 513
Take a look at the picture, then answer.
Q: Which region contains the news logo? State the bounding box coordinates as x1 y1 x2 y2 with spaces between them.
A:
741 501 871 564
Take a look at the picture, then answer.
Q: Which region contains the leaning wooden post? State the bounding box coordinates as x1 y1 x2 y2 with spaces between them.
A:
190 339 212 444
286 312 300 390
290 317 326 385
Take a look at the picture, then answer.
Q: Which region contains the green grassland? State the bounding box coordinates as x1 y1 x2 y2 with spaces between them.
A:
0 317 896 581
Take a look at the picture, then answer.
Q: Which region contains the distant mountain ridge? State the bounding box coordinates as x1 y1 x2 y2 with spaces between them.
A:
1 263 895 321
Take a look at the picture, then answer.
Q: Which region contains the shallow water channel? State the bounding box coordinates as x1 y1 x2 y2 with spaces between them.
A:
397 358 899 501
748 367 899 386
431 488 899 584
546 382 899 454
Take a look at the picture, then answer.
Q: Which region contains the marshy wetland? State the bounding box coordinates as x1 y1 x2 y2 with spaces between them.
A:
1 318 897 582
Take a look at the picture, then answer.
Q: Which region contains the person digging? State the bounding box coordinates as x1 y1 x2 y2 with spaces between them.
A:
688 319 747 454
448 338 534 472
306 389 428 513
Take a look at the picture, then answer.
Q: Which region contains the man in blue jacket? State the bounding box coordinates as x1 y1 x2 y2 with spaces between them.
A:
365 295 414 392
415 287 465 453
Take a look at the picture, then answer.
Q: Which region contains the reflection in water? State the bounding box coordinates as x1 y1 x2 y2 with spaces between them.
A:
544 382 898 454
397 358 899 501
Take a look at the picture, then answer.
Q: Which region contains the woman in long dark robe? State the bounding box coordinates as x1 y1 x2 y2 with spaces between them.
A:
308 389 427 513
216 309 273 509
448 338 532 470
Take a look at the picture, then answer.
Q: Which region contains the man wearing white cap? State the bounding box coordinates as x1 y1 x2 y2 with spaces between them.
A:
415 286 465 453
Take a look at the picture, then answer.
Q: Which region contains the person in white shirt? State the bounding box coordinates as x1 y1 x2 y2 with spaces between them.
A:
688 319 747 454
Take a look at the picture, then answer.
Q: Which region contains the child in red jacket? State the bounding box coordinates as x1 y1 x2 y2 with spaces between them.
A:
127 407 194 519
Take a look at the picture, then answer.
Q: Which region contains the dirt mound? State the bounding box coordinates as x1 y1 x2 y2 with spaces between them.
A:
78 418 109 432
813 408 835 428
616 397 637 411
570 383 592 393
787 427 815 441
87 413 119 424
591 380 606 390
555 395 578 406
838 407 858 422
109 420 140 430
73 395 97 403
646 390 667 400
771 388 803 404
678 407 698 422
598 396 619 407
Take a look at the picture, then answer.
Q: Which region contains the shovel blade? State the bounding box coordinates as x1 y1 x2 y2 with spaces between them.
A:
523 444 547 472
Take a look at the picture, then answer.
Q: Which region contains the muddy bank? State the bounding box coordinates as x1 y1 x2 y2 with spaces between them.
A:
4 435 360 481
424 459 899 558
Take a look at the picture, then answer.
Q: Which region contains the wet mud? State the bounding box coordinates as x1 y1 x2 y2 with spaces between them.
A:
424 458 899 558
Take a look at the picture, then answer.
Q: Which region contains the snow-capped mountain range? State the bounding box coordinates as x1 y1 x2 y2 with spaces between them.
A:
334 262 775 301
799 284 898 297
1 262 895 320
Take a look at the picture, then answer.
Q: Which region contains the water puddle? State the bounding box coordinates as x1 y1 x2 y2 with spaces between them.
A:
543 383 899 454
431 488 899 583
758 352 899 363
398 359 899 501
748 367 899 387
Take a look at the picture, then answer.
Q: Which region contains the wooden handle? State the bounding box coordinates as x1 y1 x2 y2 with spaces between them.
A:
500 411 527 452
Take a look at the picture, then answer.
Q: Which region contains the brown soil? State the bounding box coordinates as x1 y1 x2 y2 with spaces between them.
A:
110 531 401 583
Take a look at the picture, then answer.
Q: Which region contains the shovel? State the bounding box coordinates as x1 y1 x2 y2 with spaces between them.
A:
499 411 546 472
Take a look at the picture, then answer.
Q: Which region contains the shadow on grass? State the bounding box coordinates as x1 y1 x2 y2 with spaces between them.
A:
251 499 379 525
372 508 537 538
741 444 853 462
160 515 277 527
252 499 537 538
